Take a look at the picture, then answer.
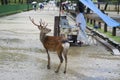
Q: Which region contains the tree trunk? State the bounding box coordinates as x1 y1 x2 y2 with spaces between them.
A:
1 0 4 5
4 0 8 5
21 0 23 4
19 0 21 3
14 0 16 3
1 0 8 5
117 1 120 14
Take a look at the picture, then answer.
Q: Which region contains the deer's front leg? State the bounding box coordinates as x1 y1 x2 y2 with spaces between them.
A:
46 49 50 69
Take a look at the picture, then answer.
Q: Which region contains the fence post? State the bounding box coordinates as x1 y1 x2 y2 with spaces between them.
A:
90 19 92 24
87 18 89 23
93 20 96 26
98 22 101 29
54 16 60 36
112 27 116 36
104 23 107 32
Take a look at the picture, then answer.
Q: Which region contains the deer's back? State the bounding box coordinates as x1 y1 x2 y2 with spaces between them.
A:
43 36 63 51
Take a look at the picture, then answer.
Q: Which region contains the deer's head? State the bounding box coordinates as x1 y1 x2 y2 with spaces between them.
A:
29 16 51 34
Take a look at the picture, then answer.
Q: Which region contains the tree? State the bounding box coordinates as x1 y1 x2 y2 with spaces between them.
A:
4 0 8 4
1 0 4 5
14 0 16 3
1 0 8 5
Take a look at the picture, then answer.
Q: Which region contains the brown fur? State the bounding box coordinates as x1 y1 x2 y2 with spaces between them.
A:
43 36 63 51
29 17 69 73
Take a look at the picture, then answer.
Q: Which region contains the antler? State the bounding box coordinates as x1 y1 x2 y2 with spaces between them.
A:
42 21 48 28
29 16 48 29
29 16 40 27
39 19 42 26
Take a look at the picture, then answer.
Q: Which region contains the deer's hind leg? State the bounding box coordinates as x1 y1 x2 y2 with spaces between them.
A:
63 49 68 73
55 49 63 73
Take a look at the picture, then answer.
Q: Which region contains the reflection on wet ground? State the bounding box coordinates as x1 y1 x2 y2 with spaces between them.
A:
0 5 120 80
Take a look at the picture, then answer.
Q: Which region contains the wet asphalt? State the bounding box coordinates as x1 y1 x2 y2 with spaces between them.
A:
0 4 120 80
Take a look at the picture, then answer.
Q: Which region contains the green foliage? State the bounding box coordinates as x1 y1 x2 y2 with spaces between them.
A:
87 23 120 43
97 29 120 43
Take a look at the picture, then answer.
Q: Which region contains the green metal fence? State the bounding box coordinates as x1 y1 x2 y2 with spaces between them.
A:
0 4 32 16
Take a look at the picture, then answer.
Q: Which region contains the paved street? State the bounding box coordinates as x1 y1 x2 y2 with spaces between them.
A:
0 4 120 80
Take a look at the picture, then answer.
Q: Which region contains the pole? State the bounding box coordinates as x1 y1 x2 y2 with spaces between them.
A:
59 0 62 17
58 0 62 36
118 1 119 14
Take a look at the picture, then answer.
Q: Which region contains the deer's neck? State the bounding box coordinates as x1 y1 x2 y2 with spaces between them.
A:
40 32 46 43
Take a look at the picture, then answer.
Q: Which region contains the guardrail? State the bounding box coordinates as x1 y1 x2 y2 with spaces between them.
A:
85 13 119 36
68 10 120 53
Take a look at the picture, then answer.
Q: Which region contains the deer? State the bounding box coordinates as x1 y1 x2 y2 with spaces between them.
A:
29 17 70 73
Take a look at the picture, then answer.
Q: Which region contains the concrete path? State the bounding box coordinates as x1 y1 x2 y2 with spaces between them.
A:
0 4 120 80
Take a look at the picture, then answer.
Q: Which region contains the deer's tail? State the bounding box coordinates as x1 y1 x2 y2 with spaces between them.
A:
62 42 70 50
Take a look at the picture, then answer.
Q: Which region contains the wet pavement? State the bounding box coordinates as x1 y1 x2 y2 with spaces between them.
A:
0 4 120 80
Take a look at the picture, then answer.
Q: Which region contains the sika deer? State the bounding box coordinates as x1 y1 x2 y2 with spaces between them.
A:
29 17 70 73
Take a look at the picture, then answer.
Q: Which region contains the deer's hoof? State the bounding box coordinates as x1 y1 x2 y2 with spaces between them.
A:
47 65 50 69
55 70 58 73
63 71 66 74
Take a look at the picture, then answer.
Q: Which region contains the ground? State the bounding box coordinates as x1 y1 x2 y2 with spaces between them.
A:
0 4 120 80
